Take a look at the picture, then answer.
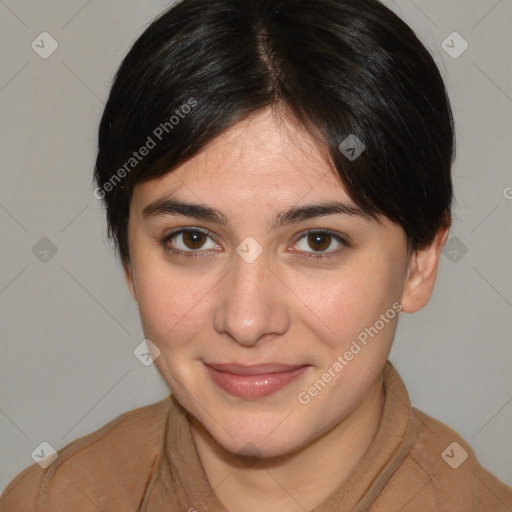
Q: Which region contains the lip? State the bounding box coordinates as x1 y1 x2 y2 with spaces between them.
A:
204 362 310 398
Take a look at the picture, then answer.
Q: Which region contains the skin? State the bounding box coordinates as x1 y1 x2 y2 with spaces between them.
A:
124 107 448 512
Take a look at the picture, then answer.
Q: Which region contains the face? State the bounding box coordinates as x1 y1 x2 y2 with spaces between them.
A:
125 107 437 458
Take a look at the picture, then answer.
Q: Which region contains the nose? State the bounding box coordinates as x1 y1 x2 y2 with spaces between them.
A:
213 250 291 347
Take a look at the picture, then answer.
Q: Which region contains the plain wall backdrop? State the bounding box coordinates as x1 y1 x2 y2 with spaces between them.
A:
0 0 511 493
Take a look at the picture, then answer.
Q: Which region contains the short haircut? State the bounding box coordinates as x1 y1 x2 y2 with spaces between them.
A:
94 0 455 266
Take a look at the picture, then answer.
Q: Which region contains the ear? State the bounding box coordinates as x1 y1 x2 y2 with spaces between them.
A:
401 226 449 313
123 260 137 301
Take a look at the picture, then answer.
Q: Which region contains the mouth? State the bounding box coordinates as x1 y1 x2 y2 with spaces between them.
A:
203 362 311 398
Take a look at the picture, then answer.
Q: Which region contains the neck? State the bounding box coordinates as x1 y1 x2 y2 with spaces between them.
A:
190 372 385 512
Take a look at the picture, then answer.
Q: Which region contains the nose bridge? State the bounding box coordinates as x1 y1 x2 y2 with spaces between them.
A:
213 247 290 346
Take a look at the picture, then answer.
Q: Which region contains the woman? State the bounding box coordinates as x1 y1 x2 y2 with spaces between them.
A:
2 0 511 510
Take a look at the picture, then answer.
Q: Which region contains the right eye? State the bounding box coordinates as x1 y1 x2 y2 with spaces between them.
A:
160 227 220 259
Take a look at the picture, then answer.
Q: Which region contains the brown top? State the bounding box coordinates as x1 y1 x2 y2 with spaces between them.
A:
1 361 511 511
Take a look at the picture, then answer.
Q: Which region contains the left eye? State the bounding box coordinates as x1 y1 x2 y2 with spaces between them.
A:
293 230 346 257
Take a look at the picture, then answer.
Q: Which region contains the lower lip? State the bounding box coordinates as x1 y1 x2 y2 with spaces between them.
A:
205 365 309 398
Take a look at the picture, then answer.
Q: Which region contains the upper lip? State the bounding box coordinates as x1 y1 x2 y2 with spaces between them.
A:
204 362 309 375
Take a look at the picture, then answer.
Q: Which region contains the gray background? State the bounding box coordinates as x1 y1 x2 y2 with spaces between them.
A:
0 0 511 493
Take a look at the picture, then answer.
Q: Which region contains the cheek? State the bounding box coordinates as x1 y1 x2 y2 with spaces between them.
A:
131 248 209 344
291 257 402 351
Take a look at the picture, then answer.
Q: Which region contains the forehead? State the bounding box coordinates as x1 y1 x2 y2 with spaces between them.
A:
132 108 352 212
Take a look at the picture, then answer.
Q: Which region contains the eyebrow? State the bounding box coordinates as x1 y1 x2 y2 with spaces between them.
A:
142 196 370 230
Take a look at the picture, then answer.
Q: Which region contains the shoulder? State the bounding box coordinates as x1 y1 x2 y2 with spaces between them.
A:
0 396 172 512
376 407 512 511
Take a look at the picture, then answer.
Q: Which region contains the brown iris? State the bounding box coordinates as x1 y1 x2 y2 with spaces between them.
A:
182 230 208 250
306 232 331 252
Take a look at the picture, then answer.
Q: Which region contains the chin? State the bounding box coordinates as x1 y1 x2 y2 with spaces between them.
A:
209 415 309 460
223 435 302 461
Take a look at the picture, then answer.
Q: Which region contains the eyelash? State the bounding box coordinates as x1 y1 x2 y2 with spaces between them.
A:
159 227 348 261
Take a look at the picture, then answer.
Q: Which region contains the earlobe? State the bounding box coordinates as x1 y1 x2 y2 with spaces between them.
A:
401 227 449 313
